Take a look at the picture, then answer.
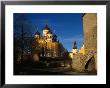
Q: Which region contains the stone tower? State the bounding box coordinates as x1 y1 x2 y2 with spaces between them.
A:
83 13 97 54
83 13 97 71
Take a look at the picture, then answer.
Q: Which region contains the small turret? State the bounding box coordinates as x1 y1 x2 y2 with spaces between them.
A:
53 33 57 42
34 31 40 39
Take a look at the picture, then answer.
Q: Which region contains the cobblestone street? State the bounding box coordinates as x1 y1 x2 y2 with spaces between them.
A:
17 66 96 75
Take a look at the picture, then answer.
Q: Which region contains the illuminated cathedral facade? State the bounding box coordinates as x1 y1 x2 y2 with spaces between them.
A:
34 24 66 58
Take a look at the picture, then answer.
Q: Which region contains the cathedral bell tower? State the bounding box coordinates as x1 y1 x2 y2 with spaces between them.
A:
42 24 50 37
34 31 40 39
47 31 53 42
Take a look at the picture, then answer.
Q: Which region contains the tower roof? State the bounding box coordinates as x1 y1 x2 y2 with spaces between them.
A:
73 41 77 49
43 24 50 30
35 31 40 35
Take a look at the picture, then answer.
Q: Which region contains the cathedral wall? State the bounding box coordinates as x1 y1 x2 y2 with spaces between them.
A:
36 38 62 57
52 42 59 57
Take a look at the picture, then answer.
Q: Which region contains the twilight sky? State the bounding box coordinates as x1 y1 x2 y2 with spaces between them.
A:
14 13 84 52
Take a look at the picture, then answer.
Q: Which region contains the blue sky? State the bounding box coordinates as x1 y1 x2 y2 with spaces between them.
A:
14 13 84 52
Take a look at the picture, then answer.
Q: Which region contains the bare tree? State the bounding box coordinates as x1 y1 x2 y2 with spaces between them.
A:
14 13 37 63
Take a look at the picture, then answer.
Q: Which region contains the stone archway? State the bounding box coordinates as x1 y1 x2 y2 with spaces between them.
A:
85 56 96 72
85 57 92 69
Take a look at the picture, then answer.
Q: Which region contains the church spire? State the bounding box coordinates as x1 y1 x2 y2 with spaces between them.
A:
73 41 77 49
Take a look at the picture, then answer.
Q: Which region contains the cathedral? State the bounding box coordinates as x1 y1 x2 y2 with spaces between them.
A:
34 24 66 58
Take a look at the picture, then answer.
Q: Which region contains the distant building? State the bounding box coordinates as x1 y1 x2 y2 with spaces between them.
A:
79 43 85 55
69 52 73 59
72 41 78 54
69 41 78 59
34 24 66 58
